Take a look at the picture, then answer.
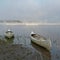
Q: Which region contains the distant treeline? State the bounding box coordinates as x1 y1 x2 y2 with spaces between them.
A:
0 20 22 23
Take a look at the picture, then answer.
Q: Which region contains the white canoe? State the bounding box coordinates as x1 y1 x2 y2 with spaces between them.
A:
5 29 14 39
30 32 51 51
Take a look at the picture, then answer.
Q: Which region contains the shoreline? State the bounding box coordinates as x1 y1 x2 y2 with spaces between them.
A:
0 22 60 25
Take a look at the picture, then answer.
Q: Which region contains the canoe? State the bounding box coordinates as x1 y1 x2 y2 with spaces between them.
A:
5 29 14 39
30 32 51 51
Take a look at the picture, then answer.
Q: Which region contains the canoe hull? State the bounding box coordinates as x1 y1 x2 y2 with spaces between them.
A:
5 33 14 39
30 34 51 51
5 30 14 39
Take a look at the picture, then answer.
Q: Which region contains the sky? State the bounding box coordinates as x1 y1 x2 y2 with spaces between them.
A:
0 0 60 22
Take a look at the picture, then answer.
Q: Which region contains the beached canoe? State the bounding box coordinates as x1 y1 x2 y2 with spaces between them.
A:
5 29 14 39
30 32 51 51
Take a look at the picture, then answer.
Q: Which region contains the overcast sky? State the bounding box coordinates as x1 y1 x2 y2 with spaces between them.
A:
0 0 60 22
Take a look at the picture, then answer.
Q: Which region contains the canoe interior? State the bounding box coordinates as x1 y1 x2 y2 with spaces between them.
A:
6 31 13 33
31 34 47 40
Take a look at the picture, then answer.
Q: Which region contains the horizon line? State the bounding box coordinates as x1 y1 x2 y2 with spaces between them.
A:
0 22 60 25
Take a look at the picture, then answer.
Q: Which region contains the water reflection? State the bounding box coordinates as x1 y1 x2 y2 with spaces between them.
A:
5 37 14 44
31 42 51 60
0 25 60 60
0 35 14 45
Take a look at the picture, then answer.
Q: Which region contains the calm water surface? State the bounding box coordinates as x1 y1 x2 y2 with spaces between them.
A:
0 25 60 60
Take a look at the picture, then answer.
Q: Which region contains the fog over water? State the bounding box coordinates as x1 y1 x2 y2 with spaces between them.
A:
0 0 60 23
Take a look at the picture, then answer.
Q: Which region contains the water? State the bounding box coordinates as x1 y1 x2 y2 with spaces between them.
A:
0 25 60 60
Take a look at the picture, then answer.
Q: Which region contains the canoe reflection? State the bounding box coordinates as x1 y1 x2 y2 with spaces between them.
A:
5 37 14 44
31 41 51 60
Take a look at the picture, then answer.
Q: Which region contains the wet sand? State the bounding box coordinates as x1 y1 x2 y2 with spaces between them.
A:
0 40 42 60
